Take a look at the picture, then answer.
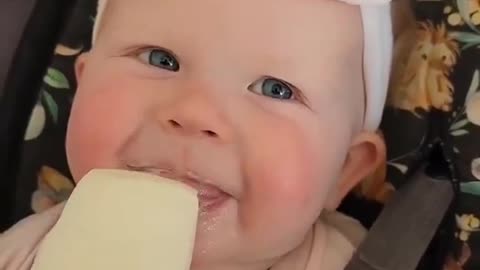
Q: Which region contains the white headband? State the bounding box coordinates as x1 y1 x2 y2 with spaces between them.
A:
92 0 392 130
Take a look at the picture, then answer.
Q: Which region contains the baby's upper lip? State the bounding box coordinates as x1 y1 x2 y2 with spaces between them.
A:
182 172 227 199
126 164 229 197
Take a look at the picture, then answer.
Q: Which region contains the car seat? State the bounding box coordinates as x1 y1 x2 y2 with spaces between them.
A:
0 0 79 230
1 1 480 270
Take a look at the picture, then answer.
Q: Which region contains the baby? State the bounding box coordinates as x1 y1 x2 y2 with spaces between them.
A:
0 0 394 269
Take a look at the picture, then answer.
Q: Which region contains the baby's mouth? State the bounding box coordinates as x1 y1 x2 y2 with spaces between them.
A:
181 174 230 213
126 165 230 213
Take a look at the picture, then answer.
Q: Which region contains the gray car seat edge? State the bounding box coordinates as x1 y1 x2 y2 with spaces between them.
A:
0 0 76 230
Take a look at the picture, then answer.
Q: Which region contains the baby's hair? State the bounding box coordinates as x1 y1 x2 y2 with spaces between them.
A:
388 0 417 90
391 0 415 39
92 0 107 44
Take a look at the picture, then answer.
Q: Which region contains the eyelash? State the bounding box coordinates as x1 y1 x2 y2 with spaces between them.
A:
135 47 180 72
248 76 306 103
129 46 308 105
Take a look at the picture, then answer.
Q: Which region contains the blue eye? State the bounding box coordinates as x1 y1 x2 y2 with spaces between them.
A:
249 78 294 100
139 49 179 72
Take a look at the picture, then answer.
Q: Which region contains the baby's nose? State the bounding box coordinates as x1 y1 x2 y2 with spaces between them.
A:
166 118 219 138
155 92 231 142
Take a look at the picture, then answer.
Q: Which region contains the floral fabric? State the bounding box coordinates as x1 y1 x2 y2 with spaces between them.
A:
376 1 480 269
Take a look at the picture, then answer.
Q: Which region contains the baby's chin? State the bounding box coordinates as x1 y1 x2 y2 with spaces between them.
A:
189 202 314 270
190 199 277 270
190 198 239 269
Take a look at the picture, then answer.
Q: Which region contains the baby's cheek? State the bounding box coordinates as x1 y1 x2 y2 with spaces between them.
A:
66 78 145 182
255 144 330 215
243 129 327 223
238 134 334 256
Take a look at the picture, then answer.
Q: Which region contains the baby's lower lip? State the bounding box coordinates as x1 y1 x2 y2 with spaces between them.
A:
181 178 230 212
198 192 229 212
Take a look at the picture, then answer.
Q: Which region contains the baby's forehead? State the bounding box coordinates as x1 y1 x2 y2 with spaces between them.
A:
110 2 358 35
100 0 363 89
105 0 361 20
100 0 363 63
106 1 361 31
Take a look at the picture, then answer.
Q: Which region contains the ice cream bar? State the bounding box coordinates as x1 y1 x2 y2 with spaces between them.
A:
31 169 199 270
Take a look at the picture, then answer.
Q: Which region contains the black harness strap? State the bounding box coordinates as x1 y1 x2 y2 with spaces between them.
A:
345 169 454 270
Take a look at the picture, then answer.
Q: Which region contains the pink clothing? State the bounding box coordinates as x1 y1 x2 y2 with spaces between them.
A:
0 205 364 270
0 204 64 270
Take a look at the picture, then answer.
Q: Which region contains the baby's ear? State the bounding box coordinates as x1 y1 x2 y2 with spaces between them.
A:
325 131 386 210
74 53 90 82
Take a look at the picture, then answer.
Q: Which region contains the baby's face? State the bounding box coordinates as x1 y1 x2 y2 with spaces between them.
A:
67 0 380 269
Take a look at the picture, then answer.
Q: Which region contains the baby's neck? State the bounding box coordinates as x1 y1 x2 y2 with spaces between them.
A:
192 213 362 270
270 222 323 270
272 213 363 270
190 228 316 270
